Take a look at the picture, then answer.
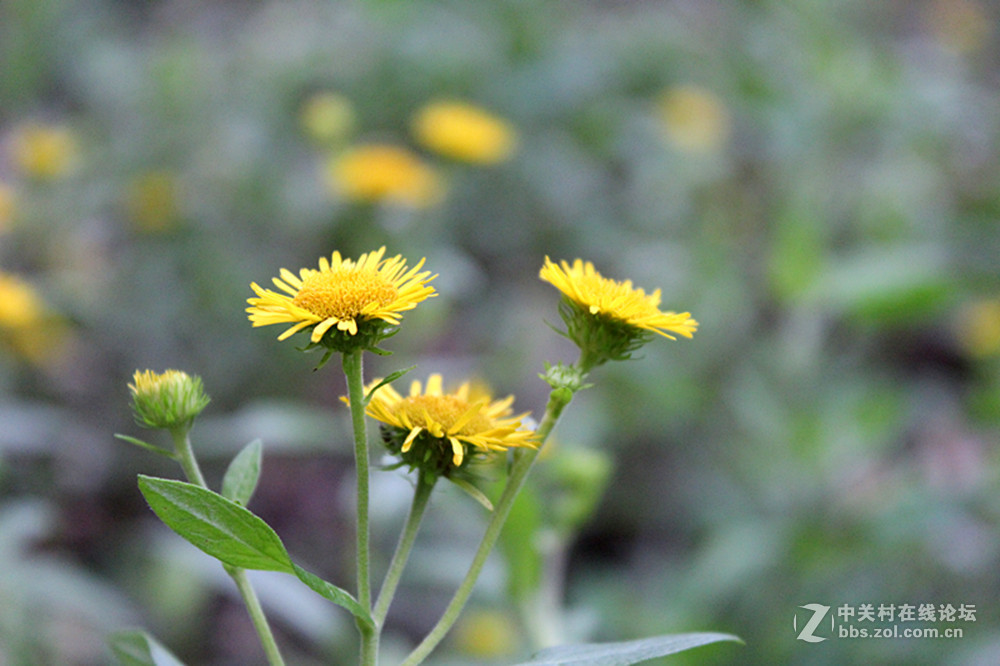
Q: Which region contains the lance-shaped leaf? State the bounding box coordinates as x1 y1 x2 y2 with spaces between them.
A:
221 439 263 505
139 475 293 572
513 632 742 666
107 629 186 666
292 564 373 630
136 475 371 626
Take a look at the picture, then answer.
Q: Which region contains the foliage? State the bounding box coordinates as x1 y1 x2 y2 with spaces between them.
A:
1 0 999 664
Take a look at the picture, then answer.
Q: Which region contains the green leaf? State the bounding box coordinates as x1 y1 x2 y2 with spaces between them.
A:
137 476 371 625
513 632 742 666
107 629 186 666
137 475 294 573
291 563 373 630
363 365 416 406
221 439 263 505
114 434 177 460
500 481 543 602
448 476 494 511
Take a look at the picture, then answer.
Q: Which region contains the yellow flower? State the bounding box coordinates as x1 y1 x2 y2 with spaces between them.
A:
327 144 443 207
656 85 731 153
10 122 79 180
411 100 517 164
129 369 210 430
541 256 698 340
300 92 355 145
360 373 536 470
956 299 1000 358
125 171 180 233
452 609 519 658
0 272 44 329
247 247 437 348
0 271 69 365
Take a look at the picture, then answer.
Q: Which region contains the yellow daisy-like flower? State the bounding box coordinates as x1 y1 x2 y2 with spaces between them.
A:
0 271 71 365
540 257 697 369
0 271 46 329
359 373 536 471
247 247 436 349
656 85 731 153
541 256 697 339
300 92 355 145
327 144 444 208
411 101 517 165
10 122 79 180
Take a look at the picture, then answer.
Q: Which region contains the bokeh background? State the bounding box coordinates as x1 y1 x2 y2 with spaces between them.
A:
2 0 999 664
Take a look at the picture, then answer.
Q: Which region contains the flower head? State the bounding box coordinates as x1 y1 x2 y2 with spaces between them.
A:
129 369 210 431
356 374 536 476
540 256 697 368
0 271 69 364
656 85 731 153
125 171 180 234
327 144 443 208
11 122 79 180
300 92 355 146
412 101 517 165
247 247 436 352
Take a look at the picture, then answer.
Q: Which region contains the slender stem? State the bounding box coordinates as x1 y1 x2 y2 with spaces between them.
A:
169 428 286 666
400 386 574 666
373 473 436 626
170 427 208 488
342 349 377 665
228 567 287 666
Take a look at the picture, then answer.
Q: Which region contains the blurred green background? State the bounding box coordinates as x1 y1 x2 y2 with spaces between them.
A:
2 0 999 664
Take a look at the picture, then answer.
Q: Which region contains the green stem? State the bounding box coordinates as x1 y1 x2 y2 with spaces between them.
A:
170 427 207 489
169 428 286 666
400 385 575 666
342 349 377 665
373 473 436 626
228 567 287 666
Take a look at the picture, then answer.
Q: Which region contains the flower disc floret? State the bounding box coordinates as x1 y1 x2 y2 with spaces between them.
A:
246 247 436 349
353 374 536 475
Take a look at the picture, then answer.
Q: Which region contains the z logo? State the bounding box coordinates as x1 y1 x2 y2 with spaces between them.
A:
794 603 831 643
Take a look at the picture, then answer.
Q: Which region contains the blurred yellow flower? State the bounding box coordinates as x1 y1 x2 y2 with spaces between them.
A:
125 171 180 233
360 373 536 468
656 85 731 153
0 271 68 364
0 183 14 232
300 92 355 145
412 100 516 164
327 144 444 207
0 271 45 328
540 256 698 340
247 246 437 344
452 609 519 658
10 122 79 180
956 299 1000 358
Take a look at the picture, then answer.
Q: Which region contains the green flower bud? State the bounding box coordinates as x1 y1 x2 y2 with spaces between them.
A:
128 369 210 431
